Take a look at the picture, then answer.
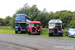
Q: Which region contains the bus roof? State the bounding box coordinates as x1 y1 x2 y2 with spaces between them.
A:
16 14 26 16
48 19 62 23
16 14 31 18
29 21 41 24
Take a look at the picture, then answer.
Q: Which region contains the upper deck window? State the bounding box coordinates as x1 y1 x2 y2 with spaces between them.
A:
25 16 31 20
16 16 20 18
16 16 25 18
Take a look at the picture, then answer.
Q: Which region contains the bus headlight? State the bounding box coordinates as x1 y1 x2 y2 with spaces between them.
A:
23 29 25 31
38 29 40 31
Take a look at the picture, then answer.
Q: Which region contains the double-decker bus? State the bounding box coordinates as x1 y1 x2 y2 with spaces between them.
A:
15 14 31 33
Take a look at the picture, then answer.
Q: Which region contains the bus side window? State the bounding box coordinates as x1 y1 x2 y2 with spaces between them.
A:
25 16 31 20
25 16 28 19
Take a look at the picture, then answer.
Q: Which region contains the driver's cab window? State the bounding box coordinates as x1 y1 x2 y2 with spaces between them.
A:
20 23 26 26
15 23 19 26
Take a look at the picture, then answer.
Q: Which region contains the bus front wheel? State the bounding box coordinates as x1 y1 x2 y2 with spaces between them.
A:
15 31 18 34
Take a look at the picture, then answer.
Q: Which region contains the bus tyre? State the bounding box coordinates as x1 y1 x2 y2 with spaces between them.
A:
15 31 17 34
49 33 50 37
49 33 53 36
61 33 63 37
28 32 30 35
24 31 26 34
38 31 40 35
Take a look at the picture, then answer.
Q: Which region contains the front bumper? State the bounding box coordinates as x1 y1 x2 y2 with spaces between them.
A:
15 29 25 33
31 30 40 34
31 31 38 34
69 34 75 37
49 30 63 35
49 30 63 34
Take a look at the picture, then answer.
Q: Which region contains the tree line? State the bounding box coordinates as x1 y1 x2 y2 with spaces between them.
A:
0 3 75 29
0 16 11 26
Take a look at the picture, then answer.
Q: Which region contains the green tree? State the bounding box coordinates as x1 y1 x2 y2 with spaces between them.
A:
11 14 16 28
68 20 75 28
11 3 41 28
0 18 3 26
4 16 11 26
11 3 74 28
68 11 75 28
53 10 72 28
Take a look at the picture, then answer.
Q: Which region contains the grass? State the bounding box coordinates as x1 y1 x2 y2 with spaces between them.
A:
0 26 75 39
0 26 14 30
0 29 15 34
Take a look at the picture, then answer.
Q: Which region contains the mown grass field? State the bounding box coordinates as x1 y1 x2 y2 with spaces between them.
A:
0 26 75 39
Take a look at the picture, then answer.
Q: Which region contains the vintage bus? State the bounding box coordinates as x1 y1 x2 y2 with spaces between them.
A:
28 21 42 35
48 19 63 36
15 14 31 33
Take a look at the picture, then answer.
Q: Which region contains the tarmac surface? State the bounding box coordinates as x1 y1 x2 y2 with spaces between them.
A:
0 41 34 50
0 33 75 50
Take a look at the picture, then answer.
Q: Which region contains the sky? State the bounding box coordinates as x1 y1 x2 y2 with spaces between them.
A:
0 0 75 18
